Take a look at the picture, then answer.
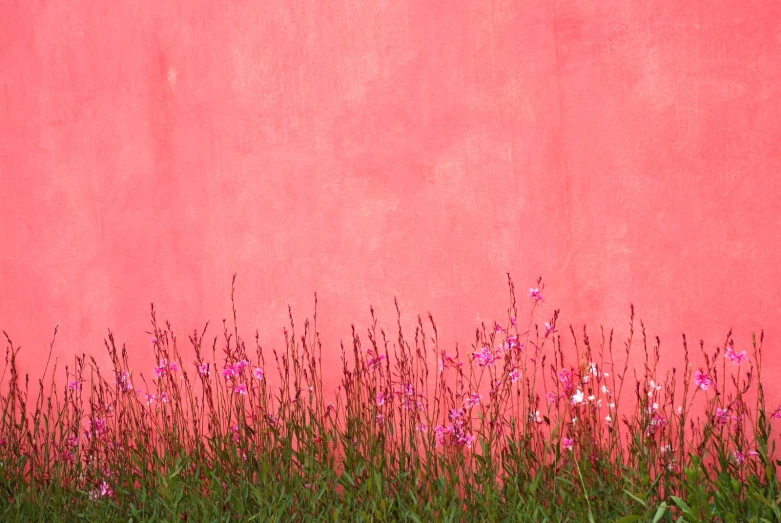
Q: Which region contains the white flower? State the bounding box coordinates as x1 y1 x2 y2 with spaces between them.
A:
572 390 584 404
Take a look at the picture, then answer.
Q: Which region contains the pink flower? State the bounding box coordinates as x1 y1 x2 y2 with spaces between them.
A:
145 393 156 406
509 369 521 383
151 337 158 344
89 481 113 500
115 370 133 391
530 410 543 424
510 317 517 327
562 437 574 451
494 322 504 334
449 408 464 421
222 365 236 379
376 392 386 407
168 361 180 373
472 345 500 367
773 405 781 419
733 450 746 465
375 413 384 424
160 392 170 403
464 392 482 408
544 322 555 338
546 391 560 405
557 368 573 390
235 359 250 373
694 370 712 391
154 359 168 379
367 354 386 371
253 367 264 381
715 408 730 425
67 380 82 391
198 362 210 376
529 288 543 301
234 383 247 395
725 348 747 366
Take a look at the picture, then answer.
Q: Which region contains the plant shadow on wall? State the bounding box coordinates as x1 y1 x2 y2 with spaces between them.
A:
1 274 780 521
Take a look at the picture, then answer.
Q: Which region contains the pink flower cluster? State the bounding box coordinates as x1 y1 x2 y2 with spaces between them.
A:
471 345 501 367
694 370 712 391
725 347 747 366
154 359 179 379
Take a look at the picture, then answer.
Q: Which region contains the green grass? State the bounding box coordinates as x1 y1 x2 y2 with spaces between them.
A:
1 275 779 521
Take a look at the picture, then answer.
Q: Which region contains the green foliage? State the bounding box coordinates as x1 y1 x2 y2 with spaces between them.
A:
0 276 779 521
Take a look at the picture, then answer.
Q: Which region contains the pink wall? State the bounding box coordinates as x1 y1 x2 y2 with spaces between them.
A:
2 1 780 398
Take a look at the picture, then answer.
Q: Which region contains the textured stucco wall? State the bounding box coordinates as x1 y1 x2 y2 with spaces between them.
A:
1 1 780 398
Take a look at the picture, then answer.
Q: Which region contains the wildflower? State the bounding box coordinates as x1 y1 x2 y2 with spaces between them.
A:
601 385 609 394
494 322 504 334
234 359 250 373
222 365 236 379
725 347 747 366
648 380 661 396
160 391 170 403
605 415 612 423
530 410 543 424
571 389 584 404
68 380 82 391
588 362 598 375
733 450 746 465
544 322 555 338
464 392 482 408
562 437 574 451
416 423 428 433
472 345 500 367
376 392 386 407
677 405 683 415
376 413 384 424
449 408 464 421
461 434 476 448
115 370 133 391
773 405 781 419
715 408 730 425
529 288 543 301
253 367 264 381
231 425 240 443
197 362 210 376
234 384 247 395
367 353 386 370
154 359 168 379
694 370 712 391
546 391 560 405
588 395 596 402
510 317 517 327
558 368 573 391
152 337 157 344
509 369 521 383
168 361 180 373
89 481 113 500
145 393 156 406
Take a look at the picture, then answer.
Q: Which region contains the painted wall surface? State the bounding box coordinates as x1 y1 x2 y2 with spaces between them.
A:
1 2 780 398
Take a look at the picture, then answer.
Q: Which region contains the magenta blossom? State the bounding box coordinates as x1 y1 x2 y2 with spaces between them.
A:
694 370 713 391
509 369 521 383
68 380 82 392
464 392 482 408
234 383 247 395
197 362 210 376
562 437 574 451
544 322 555 338
376 391 386 407
715 408 730 425
472 345 500 367
253 367 264 381
367 353 386 371
725 347 747 366
529 288 543 301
